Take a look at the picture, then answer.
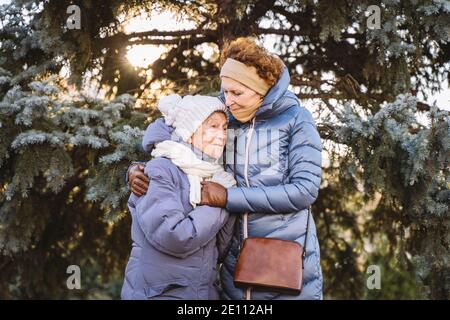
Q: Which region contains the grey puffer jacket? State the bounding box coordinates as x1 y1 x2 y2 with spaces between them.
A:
121 120 236 300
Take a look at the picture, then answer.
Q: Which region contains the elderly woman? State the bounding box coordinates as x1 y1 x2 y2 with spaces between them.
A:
121 94 237 300
128 37 323 300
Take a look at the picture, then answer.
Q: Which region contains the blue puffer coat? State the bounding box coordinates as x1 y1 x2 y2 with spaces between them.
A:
218 67 323 300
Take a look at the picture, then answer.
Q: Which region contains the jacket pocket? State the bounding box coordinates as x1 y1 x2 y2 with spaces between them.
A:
144 279 190 299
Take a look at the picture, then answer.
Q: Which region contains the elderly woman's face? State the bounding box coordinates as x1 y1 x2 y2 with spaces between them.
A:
189 111 228 159
221 77 263 116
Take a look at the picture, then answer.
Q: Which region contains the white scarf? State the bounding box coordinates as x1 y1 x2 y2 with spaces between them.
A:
151 140 236 207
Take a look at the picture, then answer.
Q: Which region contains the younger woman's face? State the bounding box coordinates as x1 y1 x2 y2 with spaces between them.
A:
221 77 263 115
189 111 228 159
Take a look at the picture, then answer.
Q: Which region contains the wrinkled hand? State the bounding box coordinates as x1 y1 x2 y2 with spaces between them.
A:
128 164 149 197
200 181 227 208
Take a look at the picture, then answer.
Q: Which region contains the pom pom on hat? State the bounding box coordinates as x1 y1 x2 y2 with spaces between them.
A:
157 94 183 127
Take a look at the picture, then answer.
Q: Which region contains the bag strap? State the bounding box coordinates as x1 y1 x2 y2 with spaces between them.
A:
232 136 242 248
302 207 311 269
234 135 251 300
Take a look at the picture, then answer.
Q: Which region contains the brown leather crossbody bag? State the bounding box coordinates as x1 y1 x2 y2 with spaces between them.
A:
233 208 311 296
230 135 311 297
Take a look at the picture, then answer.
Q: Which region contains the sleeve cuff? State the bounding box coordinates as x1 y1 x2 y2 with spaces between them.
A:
226 187 246 213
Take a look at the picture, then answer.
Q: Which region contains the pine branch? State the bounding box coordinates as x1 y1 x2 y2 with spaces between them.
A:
128 35 214 46
123 28 214 39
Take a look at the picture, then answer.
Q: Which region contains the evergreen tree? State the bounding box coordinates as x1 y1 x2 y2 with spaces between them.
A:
0 0 448 298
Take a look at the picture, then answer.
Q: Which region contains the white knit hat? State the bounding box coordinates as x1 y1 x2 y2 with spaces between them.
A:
157 94 227 141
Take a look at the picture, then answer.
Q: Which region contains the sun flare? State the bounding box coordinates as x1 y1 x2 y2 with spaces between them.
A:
124 11 195 69
126 45 166 68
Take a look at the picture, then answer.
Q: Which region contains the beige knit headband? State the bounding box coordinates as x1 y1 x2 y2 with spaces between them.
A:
220 58 271 96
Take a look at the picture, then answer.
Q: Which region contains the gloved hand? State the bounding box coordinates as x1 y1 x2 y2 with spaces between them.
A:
199 181 228 208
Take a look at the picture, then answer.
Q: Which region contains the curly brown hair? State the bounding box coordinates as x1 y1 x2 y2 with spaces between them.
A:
220 37 285 88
